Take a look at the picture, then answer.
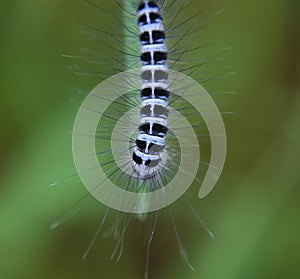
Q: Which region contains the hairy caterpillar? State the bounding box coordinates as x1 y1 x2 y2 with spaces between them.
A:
52 0 228 278
133 0 169 179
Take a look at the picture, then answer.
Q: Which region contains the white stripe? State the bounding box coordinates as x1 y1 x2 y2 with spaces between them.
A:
140 117 168 128
137 7 160 17
137 134 165 146
141 65 168 72
142 82 169 90
134 149 161 161
141 98 168 107
141 44 167 54
140 23 164 34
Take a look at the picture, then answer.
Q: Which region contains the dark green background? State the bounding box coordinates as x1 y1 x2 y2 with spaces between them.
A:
1 0 299 278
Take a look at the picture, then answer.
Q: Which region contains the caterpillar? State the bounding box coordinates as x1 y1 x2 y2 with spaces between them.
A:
52 0 228 278
134 1 169 179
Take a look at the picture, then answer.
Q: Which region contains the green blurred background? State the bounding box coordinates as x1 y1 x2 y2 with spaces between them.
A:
1 0 300 278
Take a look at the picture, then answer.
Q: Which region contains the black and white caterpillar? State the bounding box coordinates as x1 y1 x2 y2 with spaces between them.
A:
52 1 228 278
133 1 169 178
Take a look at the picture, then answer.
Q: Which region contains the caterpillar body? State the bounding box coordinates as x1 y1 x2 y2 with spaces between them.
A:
134 1 169 178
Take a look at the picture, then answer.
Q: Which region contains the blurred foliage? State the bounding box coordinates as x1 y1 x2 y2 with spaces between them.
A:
0 0 299 278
